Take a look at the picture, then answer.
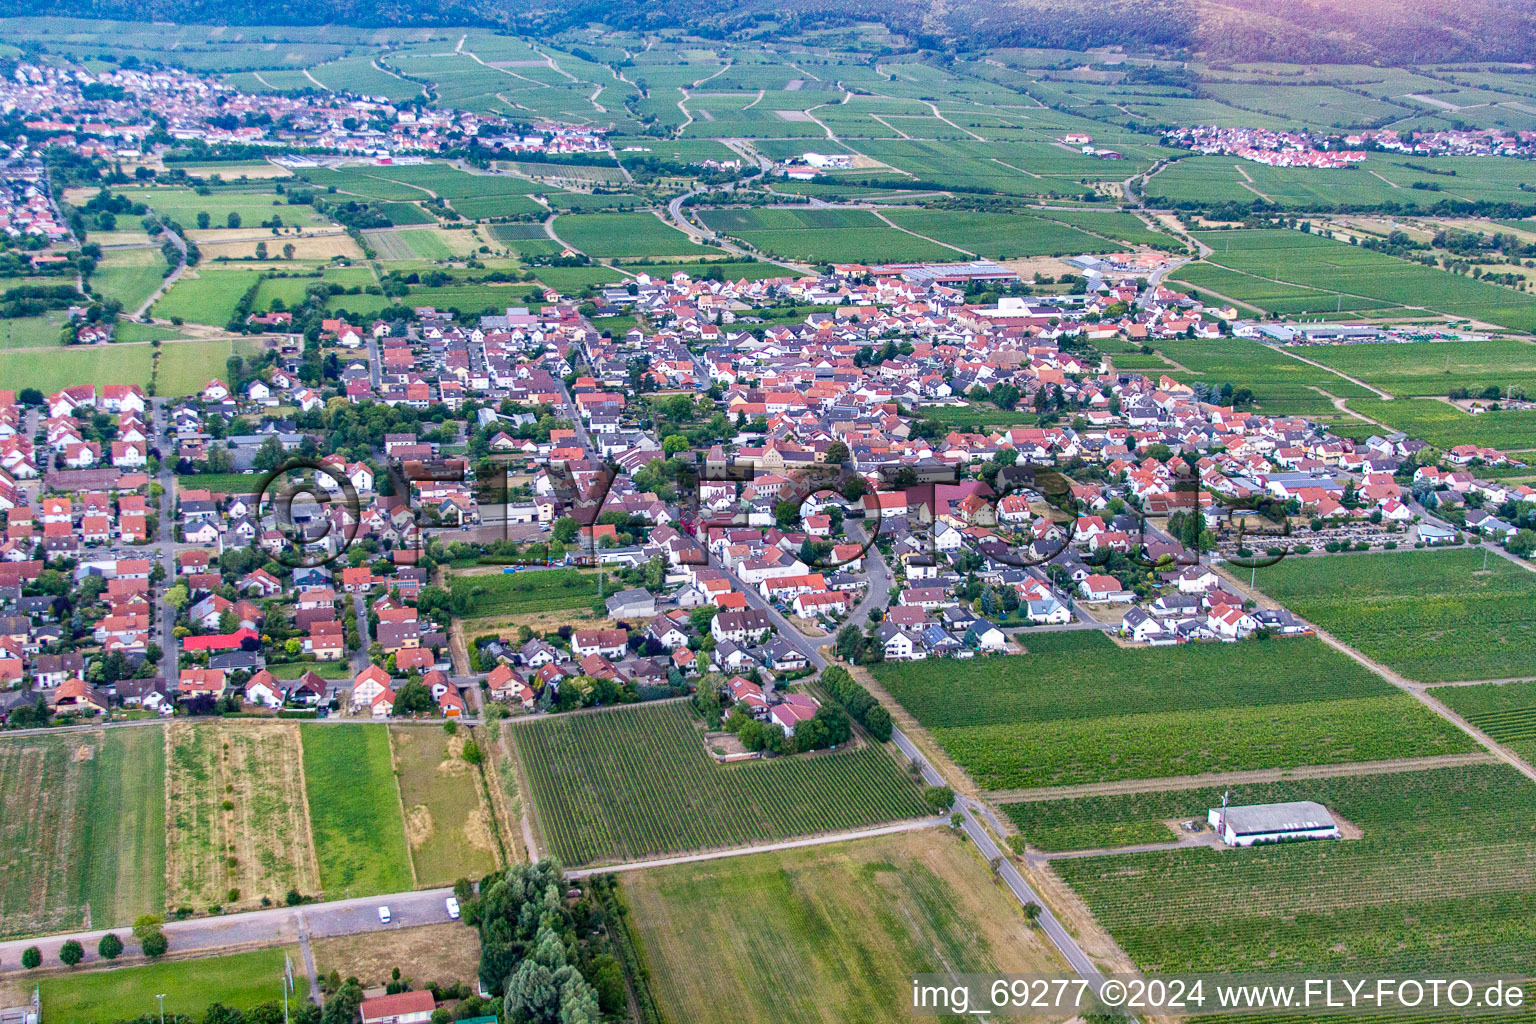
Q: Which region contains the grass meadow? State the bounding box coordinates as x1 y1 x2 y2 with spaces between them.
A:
300 724 413 897
40 946 306 1024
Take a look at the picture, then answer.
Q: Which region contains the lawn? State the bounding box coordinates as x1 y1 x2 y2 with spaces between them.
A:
447 567 606 616
0 728 165 937
622 829 1064 1024
389 725 500 887
115 185 331 230
151 267 266 326
873 632 1473 790
165 722 321 913
508 701 930 866
554 212 722 259
300 724 413 897
1254 549 1536 683
40 946 306 1024
1052 763 1536 975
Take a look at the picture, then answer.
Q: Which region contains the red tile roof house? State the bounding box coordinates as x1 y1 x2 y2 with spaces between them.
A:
183 627 261 652
360 991 435 1024
438 687 466 718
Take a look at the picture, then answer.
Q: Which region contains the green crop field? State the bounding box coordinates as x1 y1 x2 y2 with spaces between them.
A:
698 207 960 264
0 728 164 938
1147 337 1377 419
508 701 930 866
448 567 606 616
0 343 155 394
1346 396 1536 451
299 724 413 897
882 209 1120 259
873 632 1472 789
176 472 263 493
554 212 722 259
41 946 307 1024
916 404 1037 430
1053 763 1536 976
158 338 266 396
1192 229 1536 333
1255 549 1536 683
533 264 627 294
1296 339 1536 397
621 829 1064 1024
152 267 266 326
1433 680 1536 764
308 53 424 102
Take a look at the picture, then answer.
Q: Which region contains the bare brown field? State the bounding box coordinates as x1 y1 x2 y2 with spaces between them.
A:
164 722 321 912
181 163 294 179
389 726 500 887
312 922 480 990
192 232 363 261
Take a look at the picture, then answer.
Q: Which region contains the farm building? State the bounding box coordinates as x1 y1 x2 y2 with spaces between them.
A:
1208 801 1340 847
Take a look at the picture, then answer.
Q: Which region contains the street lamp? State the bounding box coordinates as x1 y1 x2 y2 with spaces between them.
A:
156 994 166 1024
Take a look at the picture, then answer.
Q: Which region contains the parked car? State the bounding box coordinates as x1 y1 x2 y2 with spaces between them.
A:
445 896 460 920
378 906 391 923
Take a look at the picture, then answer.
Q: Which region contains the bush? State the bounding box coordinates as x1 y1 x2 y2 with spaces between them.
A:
20 947 40 970
141 930 169 958
98 932 124 959
59 940 83 966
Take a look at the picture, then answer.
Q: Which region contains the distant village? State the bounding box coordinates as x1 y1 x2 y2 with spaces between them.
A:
1164 124 1536 164
4 62 608 161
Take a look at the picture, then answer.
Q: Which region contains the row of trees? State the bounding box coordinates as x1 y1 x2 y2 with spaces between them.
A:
16 918 159 971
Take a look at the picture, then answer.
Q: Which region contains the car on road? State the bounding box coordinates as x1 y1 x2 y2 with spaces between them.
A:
378 906 391 923
446 896 460 920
